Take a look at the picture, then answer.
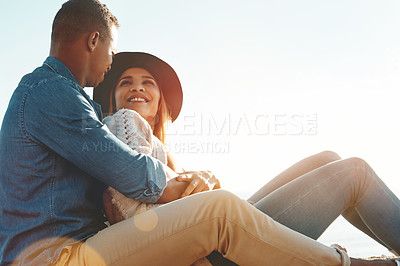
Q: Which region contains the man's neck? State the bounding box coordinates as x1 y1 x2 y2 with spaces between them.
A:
50 42 88 88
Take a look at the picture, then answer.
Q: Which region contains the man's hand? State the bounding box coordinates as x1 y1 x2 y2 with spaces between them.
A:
176 170 221 198
156 177 189 204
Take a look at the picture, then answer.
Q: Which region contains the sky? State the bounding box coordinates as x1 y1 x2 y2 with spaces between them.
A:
1 0 400 258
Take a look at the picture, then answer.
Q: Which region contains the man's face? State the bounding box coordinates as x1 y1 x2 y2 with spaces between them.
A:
88 24 118 87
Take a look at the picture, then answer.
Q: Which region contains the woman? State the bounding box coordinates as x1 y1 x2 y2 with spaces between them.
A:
94 52 219 224
94 52 400 265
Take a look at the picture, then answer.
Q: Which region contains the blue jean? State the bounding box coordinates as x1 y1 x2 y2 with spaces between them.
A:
253 157 400 254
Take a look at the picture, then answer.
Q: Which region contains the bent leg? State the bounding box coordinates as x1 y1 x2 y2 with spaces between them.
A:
247 151 381 246
254 157 400 254
249 151 341 203
247 150 387 250
341 207 387 248
63 190 347 266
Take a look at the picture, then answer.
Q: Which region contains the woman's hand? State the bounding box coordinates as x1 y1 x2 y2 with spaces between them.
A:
176 170 221 198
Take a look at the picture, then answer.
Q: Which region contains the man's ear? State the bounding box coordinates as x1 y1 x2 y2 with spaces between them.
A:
87 32 100 52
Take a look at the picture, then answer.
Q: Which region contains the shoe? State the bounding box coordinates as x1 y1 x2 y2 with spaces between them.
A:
390 250 400 257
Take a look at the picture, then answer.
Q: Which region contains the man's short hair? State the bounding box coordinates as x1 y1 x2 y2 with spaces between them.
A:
51 0 119 44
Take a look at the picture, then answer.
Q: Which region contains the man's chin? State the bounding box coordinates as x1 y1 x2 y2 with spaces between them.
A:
85 83 95 88
99 75 105 83
87 77 104 88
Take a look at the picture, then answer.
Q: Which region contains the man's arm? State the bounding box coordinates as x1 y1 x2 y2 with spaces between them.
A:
23 80 166 203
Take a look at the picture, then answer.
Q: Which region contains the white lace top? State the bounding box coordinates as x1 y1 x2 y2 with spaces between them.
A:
103 108 167 164
102 109 171 224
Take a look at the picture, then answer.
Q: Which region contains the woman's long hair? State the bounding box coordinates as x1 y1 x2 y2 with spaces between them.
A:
153 90 171 145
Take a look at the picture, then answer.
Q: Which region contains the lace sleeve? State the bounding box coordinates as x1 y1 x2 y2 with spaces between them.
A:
103 109 156 158
102 109 169 224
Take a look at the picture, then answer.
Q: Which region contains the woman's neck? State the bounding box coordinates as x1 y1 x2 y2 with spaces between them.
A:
145 117 155 131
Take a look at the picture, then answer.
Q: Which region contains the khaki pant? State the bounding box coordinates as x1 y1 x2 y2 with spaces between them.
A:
56 190 348 266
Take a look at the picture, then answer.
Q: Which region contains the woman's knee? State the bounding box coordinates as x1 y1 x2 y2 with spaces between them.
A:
315 150 341 163
340 157 374 184
344 156 368 168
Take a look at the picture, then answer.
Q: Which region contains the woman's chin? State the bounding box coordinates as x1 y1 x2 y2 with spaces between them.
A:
122 107 146 119
125 106 143 115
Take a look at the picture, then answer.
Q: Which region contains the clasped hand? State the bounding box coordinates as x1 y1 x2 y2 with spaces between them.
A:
157 170 221 203
177 170 221 198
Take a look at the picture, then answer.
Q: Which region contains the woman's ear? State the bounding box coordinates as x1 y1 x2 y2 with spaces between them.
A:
87 31 100 52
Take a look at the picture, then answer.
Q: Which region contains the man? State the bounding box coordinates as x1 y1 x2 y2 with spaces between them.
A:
0 0 172 264
0 0 355 265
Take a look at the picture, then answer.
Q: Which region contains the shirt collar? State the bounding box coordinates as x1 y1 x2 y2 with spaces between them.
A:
43 56 80 87
43 56 103 120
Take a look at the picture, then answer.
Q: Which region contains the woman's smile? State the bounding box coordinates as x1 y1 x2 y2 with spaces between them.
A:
127 93 150 103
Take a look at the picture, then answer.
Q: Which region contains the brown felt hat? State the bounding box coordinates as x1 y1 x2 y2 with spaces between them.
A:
93 52 183 121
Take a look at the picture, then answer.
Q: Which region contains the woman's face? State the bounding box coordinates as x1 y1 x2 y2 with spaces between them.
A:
114 67 161 126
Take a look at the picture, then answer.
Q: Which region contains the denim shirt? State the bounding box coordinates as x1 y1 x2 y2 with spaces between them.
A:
0 57 167 265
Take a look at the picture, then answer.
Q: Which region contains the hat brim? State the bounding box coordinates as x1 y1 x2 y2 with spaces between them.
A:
93 52 183 122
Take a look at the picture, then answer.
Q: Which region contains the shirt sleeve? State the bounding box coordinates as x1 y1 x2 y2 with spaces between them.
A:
23 78 166 203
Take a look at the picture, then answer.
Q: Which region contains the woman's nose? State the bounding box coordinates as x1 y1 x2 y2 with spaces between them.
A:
129 87 145 92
